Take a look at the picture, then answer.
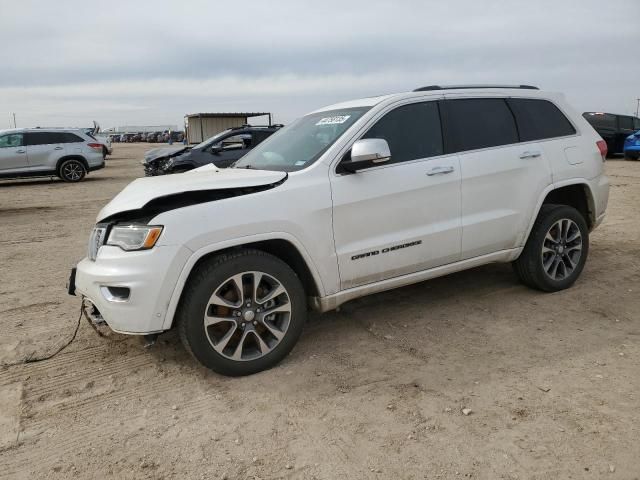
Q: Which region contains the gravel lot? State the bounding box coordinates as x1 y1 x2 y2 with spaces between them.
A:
1 143 639 479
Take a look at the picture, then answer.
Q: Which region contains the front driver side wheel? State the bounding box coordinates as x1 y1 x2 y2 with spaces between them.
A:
177 249 307 376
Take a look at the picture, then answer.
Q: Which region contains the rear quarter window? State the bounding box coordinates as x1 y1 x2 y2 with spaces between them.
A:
61 133 85 143
508 98 576 141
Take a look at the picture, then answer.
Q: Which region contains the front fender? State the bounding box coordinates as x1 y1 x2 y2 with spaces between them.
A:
160 231 326 330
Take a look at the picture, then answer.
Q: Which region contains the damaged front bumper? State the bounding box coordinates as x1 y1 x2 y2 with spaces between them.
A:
69 244 192 335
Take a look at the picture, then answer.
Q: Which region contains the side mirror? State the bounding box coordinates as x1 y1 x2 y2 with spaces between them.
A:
210 145 222 154
340 138 391 173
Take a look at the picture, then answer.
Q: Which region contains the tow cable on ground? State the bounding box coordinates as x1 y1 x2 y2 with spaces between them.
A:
0 306 83 368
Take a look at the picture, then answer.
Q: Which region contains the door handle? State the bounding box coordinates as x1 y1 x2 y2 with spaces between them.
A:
426 166 454 176
16 149 26 154
54 146 64 150
519 150 541 159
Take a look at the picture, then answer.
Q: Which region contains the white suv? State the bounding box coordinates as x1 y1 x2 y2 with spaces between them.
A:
69 85 610 376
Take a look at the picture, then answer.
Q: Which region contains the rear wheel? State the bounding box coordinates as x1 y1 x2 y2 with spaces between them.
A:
177 249 307 376
513 204 589 292
58 159 87 182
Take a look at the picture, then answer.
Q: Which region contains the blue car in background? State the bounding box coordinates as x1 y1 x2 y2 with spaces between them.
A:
624 130 640 160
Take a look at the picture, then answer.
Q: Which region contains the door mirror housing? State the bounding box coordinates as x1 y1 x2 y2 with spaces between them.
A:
210 145 223 154
340 138 391 172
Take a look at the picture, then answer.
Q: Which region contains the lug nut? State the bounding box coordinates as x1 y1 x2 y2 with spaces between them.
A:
253 321 257 325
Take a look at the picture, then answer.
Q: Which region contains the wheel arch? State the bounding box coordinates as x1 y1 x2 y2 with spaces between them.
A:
161 234 325 330
525 180 596 245
56 155 89 173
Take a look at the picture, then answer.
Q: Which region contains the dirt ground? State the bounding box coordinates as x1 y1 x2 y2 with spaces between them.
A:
0 143 639 479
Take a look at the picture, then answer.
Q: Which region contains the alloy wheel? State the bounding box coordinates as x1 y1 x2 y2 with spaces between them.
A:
63 162 83 181
541 218 582 281
203 271 291 361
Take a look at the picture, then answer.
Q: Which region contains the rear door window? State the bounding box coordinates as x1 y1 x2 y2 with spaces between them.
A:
362 101 443 163
220 134 251 150
443 98 518 153
25 132 68 145
508 98 576 141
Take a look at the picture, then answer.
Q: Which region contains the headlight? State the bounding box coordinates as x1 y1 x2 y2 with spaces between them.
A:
106 225 163 251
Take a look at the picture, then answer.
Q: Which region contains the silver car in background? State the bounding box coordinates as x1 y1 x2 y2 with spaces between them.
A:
0 128 105 182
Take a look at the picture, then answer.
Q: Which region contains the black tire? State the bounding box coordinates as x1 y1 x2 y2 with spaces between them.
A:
177 249 307 376
513 204 589 292
58 159 87 182
102 146 108 159
624 152 639 161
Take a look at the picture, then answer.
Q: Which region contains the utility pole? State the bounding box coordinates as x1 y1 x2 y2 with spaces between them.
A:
636 98 640 118
12 112 16 128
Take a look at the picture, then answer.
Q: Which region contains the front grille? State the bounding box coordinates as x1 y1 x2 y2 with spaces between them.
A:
88 226 107 261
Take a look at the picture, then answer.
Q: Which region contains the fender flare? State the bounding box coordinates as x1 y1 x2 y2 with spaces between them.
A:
522 178 595 245
56 155 89 173
160 231 326 330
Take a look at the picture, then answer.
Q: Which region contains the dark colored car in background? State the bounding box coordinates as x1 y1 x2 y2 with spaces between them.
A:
623 130 640 160
143 124 282 176
583 112 640 156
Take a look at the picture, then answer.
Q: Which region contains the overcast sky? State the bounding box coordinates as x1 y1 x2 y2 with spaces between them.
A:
1 0 639 130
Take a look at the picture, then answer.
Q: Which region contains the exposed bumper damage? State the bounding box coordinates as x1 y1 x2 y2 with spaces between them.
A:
142 146 190 176
71 168 289 335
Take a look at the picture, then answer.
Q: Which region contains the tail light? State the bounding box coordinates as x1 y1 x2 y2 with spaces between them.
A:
87 143 103 152
596 140 607 161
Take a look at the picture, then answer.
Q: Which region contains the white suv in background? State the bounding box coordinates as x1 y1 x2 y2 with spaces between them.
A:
0 128 105 182
70 85 610 376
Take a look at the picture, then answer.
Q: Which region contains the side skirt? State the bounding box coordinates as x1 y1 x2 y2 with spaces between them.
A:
310 248 522 313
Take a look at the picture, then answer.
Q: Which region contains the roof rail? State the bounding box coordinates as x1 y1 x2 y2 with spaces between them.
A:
413 84 539 92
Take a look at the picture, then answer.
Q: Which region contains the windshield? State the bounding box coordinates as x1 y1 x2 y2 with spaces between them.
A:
194 129 232 149
234 107 370 171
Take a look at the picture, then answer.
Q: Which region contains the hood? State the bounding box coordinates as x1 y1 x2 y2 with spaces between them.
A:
144 145 190 163
97 167 287 222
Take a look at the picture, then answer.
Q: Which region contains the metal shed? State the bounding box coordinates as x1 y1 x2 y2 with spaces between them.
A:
184 112 272 144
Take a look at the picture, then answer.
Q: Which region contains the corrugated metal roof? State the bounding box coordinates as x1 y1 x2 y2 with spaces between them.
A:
184 112 270 118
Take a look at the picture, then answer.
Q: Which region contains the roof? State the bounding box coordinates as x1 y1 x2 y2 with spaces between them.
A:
313 86 553 114
0 127 86 134
185 112 270 119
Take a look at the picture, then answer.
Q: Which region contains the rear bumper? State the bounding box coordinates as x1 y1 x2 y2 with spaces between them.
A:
89 161 105 172
589 173 609 229
624 145 640 156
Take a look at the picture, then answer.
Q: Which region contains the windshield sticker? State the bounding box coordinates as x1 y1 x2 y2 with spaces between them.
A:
294 160 306 166
316 115 351 126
